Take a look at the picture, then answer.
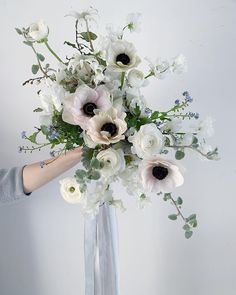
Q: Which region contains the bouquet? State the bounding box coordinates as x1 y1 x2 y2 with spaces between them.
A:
16 8 219 239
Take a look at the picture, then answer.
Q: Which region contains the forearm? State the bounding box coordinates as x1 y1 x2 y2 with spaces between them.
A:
22 147 83 193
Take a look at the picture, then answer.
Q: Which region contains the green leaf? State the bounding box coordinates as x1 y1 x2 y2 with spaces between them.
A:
163 193 171 201
177 197 183 205
33 107 43 112
15 28 22 35
75 169 87 179
168 214 178 220
90 158 101 169
40 125 49 135
192 136 198 144
189 219 198 228
23 40 33 46
88 170 101 180
82 147 94 169
79 183 87 193
80 31 97 42
64 41 77 49
187 214 196 221
32 64 39 75
28 131 39 144
183 224 190 231
175 150 185 160
37 53 45 62
185 231 193 239
151 111 159 120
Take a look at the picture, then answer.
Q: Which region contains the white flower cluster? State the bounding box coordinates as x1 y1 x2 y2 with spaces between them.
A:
17 8 218 221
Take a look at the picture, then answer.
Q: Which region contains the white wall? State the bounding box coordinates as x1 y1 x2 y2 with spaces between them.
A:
0 0 235 294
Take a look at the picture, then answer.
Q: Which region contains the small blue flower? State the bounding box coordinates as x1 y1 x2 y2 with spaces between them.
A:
50 150 55 157
21 131 27 139
18 146 23 153
48 130 59 141
39 161 45 168
144 107 152 115
183 91 193 103
194 112 199 119
175 99 180 105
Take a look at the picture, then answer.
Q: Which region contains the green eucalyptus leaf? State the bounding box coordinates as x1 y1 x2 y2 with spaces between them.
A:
88 170 101 180
177 197 183 205
175 150 185 160
37 53 45 61
32 64 39 74
183 224 190 231
91 158 101 169
40 125 49 135
28 132 39 144
75 169 87 179
23 40 33 46
185 231 193 239
168 214 177 221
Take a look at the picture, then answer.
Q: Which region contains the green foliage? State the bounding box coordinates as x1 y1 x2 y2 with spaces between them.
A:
80 31 97 42
168 214 178 220
33 107 43 112
28 131 40 144
185 231 193 239
175 150 185 160
163 193 171 201
177 197 183 205
150 111 159 120
23 41 33 46
15 28 22 35
64 41 77 49
32 64 39 74
37 53 45 62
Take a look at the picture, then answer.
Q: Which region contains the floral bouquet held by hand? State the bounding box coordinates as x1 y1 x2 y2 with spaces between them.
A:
17 8 219 239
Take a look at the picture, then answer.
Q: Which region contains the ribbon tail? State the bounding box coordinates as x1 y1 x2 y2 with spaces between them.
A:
84 203 120 295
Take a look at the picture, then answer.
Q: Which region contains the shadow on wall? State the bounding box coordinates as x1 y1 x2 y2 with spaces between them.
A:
0 198 41 295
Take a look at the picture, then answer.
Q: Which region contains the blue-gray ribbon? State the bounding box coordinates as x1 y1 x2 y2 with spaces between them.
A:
84 203 120 295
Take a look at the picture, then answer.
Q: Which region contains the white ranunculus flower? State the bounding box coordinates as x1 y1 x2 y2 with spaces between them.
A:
59 177 84 204
96 148 126 178
127 69 146 88
128 123 164 159
171 54 187 74
126 13 142 33
28 20 49 42
106 40 141 72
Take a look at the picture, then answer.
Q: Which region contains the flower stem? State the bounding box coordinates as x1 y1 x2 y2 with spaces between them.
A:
120 72 125 89
44 41 64 64
31 45 48 77
85 19 94 52
169 194 186 222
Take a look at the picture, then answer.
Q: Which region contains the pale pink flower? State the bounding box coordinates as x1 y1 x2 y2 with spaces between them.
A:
86 107 127 145
139 156 184 193
62 84 112 130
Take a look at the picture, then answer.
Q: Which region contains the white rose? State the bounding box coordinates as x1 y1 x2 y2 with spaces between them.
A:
127 69 145 88
28 20 49 42
128 123 164 159
59 177 84 204
96 148 125 178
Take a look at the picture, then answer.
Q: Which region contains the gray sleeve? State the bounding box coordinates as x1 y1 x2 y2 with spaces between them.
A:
0 166 31 204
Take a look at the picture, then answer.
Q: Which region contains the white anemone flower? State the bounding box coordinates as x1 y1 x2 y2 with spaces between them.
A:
62 84 112 130
106 40 141 72
86 107 127 145
139 156 185 193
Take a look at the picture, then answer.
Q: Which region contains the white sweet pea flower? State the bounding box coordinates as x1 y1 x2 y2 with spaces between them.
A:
145 57 170 79
127 69 147 88
161 118 182 133
110 199 126 212
171 54 187 74
55 63 67 83
106 40 141 72
96 148 126 178
28 20 49 42
106 24 123 40
38 79 65 113
126 13 142 33
59 177 84 204
195 116 215 138
125 87 147 116
119 164 144 196
128 123 164 159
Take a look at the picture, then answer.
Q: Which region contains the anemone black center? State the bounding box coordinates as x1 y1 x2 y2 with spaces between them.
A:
101 123 117 136
83 102 97 116
116 53 130 65
152 166 168 180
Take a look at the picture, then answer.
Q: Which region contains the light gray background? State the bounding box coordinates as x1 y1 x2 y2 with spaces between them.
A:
0 0 235 294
